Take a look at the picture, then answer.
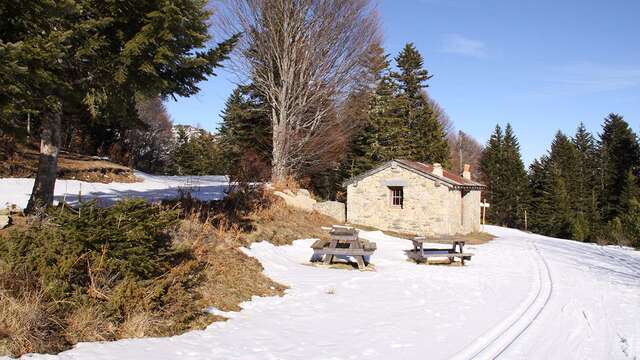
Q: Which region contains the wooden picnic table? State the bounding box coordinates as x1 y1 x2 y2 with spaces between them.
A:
408 236 473 265
310 225 376 270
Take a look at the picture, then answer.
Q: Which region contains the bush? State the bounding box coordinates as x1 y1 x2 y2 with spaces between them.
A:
0 200 208 356
570 213 590 242
622 199 640 249
0 189 333 356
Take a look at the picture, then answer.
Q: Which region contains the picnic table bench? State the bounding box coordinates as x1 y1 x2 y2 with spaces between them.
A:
407 236 473 265
310 225 376 270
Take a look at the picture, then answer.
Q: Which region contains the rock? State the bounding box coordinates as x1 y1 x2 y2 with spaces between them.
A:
273 189 317 211
0 215 11 229
297 189 311 197
313 201 346 223
0 208 9 216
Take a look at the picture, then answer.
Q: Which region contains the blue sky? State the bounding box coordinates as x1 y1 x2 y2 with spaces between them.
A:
165 0 640 165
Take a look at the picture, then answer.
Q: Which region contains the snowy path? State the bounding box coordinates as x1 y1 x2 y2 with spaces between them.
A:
11 226 640 360
0 172 229 209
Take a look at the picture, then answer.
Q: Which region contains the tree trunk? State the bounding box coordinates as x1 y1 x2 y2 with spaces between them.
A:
271 118 288 183
25 111 62 213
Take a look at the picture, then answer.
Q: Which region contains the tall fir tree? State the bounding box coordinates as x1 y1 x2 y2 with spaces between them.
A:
598 113 640 221
528 157 553 234
339 43 393 179
571 123 600 238
480 124 528 228
1 0 238 211
171 128 225 176
480 125 504 224
501 124 530 227
392 43 449 165
528 132 580 238
218 84 271 178
391 43 432 105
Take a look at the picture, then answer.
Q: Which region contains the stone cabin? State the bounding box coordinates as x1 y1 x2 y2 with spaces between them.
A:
342 159 486 236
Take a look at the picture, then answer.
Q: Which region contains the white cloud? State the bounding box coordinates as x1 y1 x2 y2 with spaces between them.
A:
441 33 488 59
548 62 640 94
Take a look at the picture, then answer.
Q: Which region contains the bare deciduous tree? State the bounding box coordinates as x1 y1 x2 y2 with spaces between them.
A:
216 0 379 181
449 130 484 178
124 97 175 173
422 91 453 136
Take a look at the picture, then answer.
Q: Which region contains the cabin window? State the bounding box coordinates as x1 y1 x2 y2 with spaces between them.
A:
389 186 404 208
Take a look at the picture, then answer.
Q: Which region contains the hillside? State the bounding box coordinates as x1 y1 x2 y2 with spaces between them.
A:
3 226 638 359
0 146 137 183
0 179 335 356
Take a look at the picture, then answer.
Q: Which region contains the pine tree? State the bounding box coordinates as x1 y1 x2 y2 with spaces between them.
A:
392 43 432 104
480 124 528 228
528 157 554 234
373 85 415 161
571 123 599 239
3 0 238 212
598 113 640 221
392 43 449 165
172 128 225 176
528 132 583 239
501 124 530 227
218 85 271 177
410 93 451 165
339 44 393 179
547 165 574 238
480 125 504 224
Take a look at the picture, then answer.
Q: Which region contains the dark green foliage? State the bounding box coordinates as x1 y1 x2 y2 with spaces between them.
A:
1 200 181 298
340 42 449 188
391 43 432 104
393 43 449 165
218 85 272 179
527 115 640 246
572 123 600 235
621 198 640 248
171 127 225 176
598 113 640 222
529 131 598 239
0 200 208 353
338 45 395 185
480 124 529 228
1 0 238 209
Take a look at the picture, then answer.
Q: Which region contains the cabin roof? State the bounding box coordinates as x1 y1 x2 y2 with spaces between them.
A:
341 159 486 190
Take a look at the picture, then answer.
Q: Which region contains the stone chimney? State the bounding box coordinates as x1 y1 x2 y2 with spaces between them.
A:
463 164 471 180
432 163 443 177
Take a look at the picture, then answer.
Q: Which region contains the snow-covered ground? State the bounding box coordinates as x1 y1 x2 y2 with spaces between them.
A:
0 172 229 209
12 226 639 359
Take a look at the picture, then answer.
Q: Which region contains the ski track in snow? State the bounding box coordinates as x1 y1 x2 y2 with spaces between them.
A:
451 238 554 360
0 174 638 360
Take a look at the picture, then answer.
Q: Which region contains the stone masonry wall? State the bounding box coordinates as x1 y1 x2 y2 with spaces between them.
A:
346 166 480 235
462 190 481 233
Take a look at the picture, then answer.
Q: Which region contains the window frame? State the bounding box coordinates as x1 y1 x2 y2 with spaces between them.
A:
389 186 404 208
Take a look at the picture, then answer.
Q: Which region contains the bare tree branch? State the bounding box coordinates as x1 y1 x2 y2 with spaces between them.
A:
215 0 379 181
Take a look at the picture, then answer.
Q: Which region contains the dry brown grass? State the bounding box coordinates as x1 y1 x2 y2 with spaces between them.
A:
117 312 159 339
0 215 27 241
64 304 115 344
197 248 286 312
0 287 64 356
0 188 339 357
245 198 333 246
270 175 301 193
348 223 495 245
456 231 496 245
172 195 334 313
0 147 138 183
